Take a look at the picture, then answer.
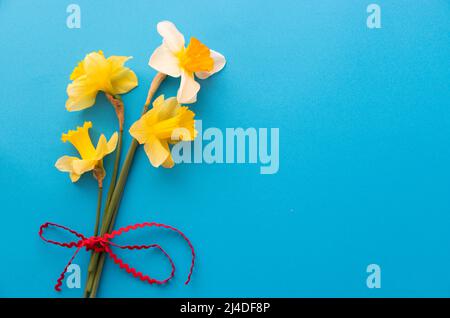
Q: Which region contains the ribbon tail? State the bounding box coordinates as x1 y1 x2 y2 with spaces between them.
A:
54 246 82 292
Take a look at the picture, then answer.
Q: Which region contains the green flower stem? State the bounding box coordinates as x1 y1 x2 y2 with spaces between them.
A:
89 203 119 298
84 100 125 298
81 185 103 297
86 72 167 298
89 254 105 298
105 130 123 210
84 133 122 296
99 140 138 235
84 134 139 298
84 164 106 292
87 130 123 290
86 130 139 298
89 188 121 298
93 186 103 237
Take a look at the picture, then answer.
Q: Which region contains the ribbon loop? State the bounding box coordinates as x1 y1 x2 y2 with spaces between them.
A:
38 221 195 292
39 222 87 248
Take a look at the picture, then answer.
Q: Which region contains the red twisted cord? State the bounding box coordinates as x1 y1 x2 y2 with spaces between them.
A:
38 221 195 292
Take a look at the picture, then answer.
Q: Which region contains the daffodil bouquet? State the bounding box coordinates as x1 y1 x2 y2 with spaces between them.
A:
45 21 225 297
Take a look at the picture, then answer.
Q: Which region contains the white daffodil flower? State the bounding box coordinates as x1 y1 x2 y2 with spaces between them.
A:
149 21 226 104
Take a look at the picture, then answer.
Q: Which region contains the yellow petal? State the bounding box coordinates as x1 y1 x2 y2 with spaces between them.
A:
83 51 109 76
55 156 82 183
94 135 109 160
66 77 99 111
143 136 170 167
107 56 131 69
150 106 195 141
83 51 113 93
111 68 138 95
72 158 97 175
70 172 81 182
70 51 104 80
153 96 180 120
106 132 118 154
70 60 86 81
161 142 175 168
61 122 96 159
93 132 117 159
129 115 151 144
129 97 179 144
162 156 175 168
55 155 78 172
176 107 197 141
152 94 165 108
108 56 138 94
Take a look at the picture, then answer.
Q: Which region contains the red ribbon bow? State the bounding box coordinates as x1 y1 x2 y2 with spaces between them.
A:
39 222 195 291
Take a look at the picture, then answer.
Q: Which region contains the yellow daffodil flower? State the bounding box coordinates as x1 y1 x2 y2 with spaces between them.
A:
55 122 118 182
66 51 138 111
149 21 226 104
129 95 196 168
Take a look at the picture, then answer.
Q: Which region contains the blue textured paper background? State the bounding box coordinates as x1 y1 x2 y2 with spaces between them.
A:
0 0 449 297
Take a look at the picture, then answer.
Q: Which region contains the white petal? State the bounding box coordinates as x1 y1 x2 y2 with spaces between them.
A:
183 94 197 104
149 44 182 77
195 50 226 79
157 21 185 53
177 71 200 104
